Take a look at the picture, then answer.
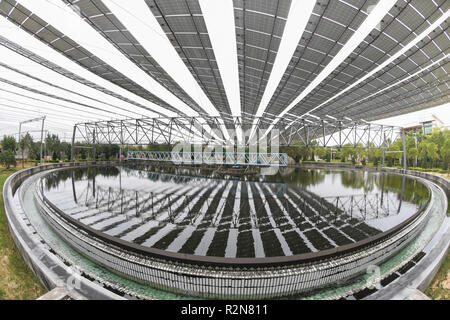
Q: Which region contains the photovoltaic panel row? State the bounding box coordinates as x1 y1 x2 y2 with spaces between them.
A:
234 0 291 117
0 0 184 117
301 1 450 121
62 0 208 116
145 0 232 118
263 0 377 117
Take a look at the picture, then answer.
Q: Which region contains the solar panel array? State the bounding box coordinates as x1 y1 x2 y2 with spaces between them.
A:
0 0 183 116
234 0 291 116
146 0 232 118
62 0 207 115
0 0 448 132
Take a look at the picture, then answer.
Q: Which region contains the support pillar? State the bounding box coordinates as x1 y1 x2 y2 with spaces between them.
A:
18 123 23 168
70 125 76 162
382 132 386 168
402 128 407 172
92 128 96 162
39 117 45 166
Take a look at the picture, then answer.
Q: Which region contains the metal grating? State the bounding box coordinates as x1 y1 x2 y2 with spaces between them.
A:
306 1 450 121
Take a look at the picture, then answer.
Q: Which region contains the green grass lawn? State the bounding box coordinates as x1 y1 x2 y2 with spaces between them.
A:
0 168 46 299
425 252 450 300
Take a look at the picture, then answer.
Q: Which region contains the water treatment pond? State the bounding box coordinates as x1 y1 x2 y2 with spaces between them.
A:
41 164 429 258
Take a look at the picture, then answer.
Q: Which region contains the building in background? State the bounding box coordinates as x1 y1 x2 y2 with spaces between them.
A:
403 114 446 135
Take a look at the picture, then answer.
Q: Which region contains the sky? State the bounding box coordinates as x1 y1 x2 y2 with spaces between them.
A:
376 103 450 128
0 0 448 142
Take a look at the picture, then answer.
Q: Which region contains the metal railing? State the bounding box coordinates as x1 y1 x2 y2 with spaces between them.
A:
126 151 289 166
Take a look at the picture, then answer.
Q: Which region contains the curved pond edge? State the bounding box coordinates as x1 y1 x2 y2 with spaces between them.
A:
3 161 448 299
3 161 124 300
298 163 450 300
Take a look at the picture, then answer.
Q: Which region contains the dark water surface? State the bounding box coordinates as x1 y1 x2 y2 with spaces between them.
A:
42 164 429 258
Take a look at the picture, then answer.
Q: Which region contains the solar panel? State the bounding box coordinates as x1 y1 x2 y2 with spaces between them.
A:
0 0 448 129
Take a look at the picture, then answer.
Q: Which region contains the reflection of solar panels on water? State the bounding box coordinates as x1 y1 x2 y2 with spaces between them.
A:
42 166 426 259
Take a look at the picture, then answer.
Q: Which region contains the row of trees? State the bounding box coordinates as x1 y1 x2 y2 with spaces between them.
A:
380 128 450 170
281 128 450 170
2 128 450 170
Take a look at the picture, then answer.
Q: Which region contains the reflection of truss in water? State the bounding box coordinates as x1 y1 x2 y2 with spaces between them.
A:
71 178 405 230
42 170 421 257
321 193 402 222
76 184 280 229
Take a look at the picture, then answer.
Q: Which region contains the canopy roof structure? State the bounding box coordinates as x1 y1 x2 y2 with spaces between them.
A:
0 0 449 140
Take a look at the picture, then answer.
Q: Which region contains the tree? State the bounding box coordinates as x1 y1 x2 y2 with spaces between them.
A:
19 133 34 158
407 147 418 166
418 141 439 168
1 135 17 152
427 141 439 168
442 135 450 170
418 141 429 167
0 150 16 169
60 142 71 160
315 147 327 160
45 134 61 160
340 144 365 163
368 142 382 166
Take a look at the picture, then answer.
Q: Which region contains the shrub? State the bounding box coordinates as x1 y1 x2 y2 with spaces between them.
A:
0 150 17 169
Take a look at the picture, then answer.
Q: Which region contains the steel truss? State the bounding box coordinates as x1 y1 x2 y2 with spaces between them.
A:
72 115 402 147
72 114 407 169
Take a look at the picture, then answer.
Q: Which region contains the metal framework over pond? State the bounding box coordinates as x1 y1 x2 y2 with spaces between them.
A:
71 114 407 170
72 114 404 148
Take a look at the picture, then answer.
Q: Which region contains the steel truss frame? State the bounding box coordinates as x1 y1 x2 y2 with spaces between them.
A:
71 114 407 169
73 115 403 148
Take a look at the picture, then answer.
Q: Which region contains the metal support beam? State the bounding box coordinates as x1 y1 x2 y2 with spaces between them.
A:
402 128 407 172
72 115 403 152
18 122 23 168
382 132 386 168
39 117 45 166
92 128 96 162
70 125 76 162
